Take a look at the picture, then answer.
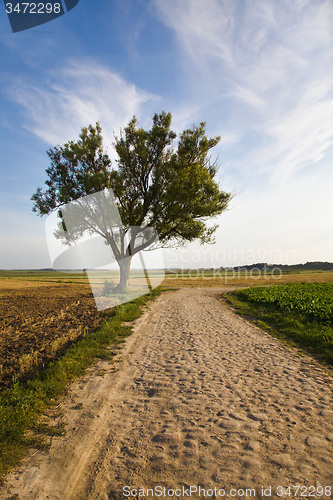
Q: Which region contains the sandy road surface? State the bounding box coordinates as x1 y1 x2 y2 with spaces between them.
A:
1 288 332 499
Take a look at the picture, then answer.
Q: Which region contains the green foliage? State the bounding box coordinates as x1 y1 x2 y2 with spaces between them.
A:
238 283 333 325
31 123 113 214
112 113 230 244
31 112 231 248
227 283 333 366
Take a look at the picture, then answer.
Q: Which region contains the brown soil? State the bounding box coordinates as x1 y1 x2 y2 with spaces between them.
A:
1 288 332 499
0 285 113 389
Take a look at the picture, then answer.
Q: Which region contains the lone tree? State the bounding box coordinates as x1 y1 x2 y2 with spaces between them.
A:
32 111 231 290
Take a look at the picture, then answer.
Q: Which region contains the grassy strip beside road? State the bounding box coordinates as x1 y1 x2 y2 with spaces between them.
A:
0 289 160 481
226 283 333 367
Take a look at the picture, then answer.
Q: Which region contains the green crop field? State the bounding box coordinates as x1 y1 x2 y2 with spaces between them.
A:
238 283 333 325
227 282 333 366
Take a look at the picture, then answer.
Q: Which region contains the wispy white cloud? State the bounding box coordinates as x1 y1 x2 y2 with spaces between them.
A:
7 60 159 149
152 0 333 265
263 76 333 180
229 85 265 109
154 0 235 67
153 0 333 183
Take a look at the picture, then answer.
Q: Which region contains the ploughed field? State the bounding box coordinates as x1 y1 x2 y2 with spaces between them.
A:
0 284 113 390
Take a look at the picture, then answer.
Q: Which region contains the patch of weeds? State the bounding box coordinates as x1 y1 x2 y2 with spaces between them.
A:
33 422 67 437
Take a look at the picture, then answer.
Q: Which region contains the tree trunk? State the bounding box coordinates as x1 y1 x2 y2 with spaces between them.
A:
116 257 132 292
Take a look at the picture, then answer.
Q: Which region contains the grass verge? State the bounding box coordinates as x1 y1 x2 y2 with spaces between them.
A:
225 291 333 367
0 289 160 482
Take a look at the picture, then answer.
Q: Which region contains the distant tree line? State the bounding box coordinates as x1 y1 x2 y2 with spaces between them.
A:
223 262 333 272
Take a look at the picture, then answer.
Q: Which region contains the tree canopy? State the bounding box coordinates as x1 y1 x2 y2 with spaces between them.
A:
32 111 232 288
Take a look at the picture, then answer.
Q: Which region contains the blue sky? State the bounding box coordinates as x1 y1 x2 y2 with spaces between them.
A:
0 0 333 269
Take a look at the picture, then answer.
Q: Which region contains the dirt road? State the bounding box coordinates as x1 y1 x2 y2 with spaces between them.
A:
1 288 332 499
